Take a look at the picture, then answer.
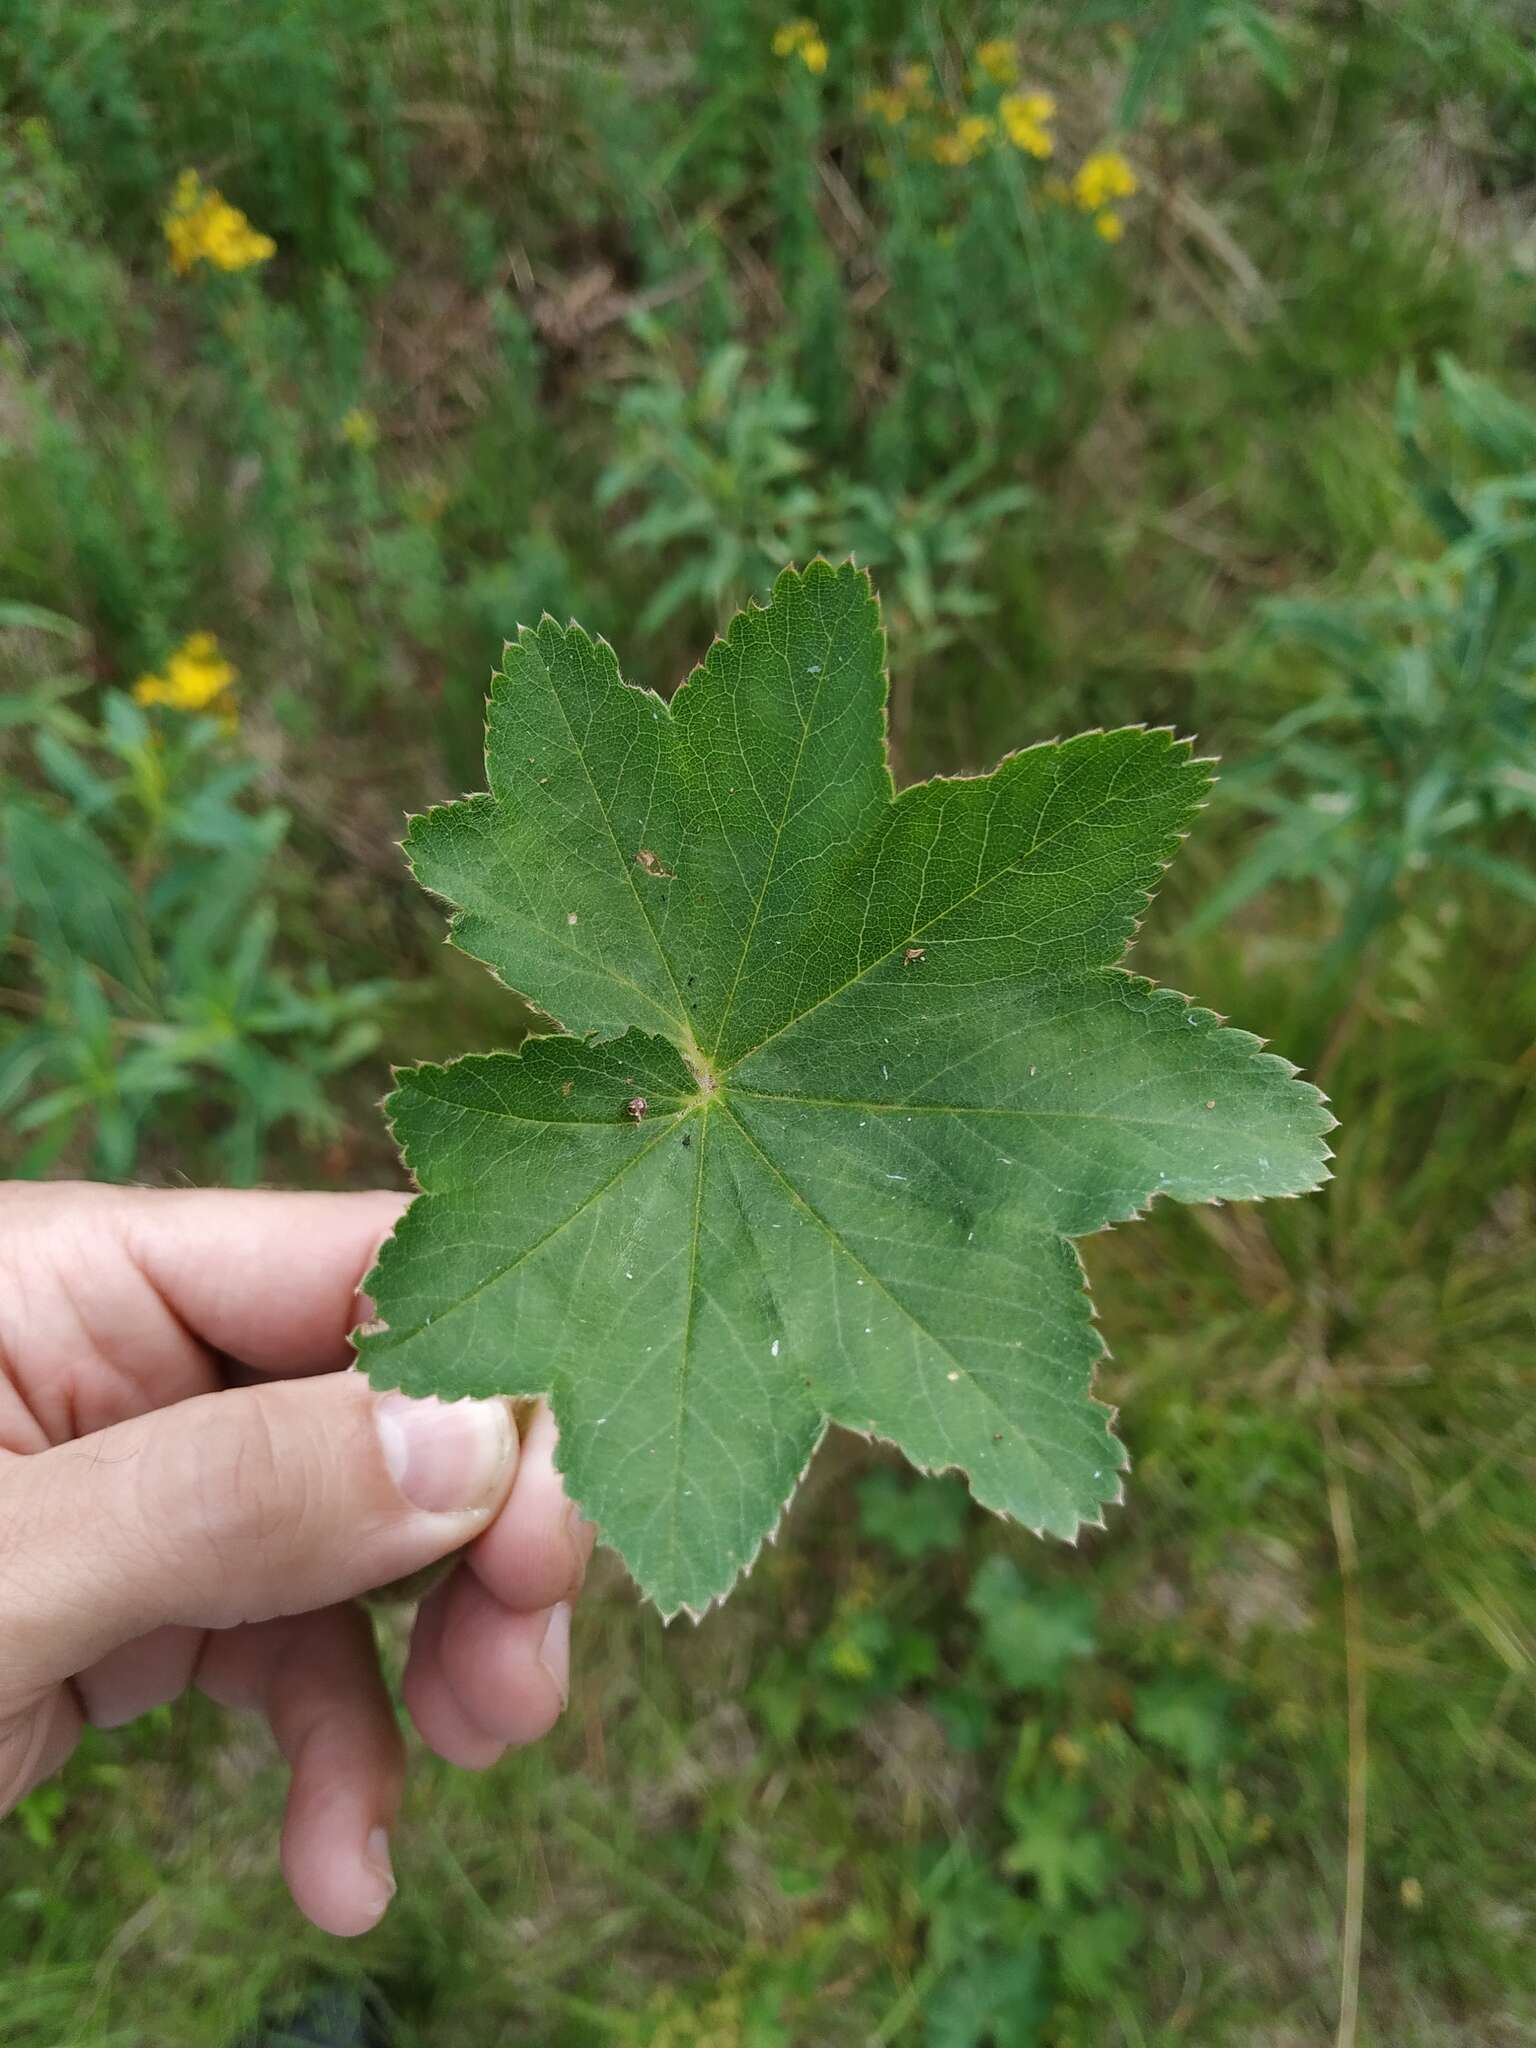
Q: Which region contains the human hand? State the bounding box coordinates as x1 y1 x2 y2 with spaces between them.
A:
0 1181 594 1935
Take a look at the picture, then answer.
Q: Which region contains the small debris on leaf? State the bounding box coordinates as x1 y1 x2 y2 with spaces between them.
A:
625 1095 649 1122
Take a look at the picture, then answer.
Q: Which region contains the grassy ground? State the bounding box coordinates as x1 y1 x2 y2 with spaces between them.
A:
2 3 1535 2043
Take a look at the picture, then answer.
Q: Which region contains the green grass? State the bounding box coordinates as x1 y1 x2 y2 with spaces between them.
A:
3 1 1536 2041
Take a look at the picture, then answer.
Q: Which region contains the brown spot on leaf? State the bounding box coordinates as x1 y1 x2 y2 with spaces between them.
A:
635 849 675 879
903 947 926 966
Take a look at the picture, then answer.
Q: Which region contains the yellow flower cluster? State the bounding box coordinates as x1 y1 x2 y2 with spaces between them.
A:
163 170 275 276
975 38 1019 87
998 89 1056 159
860 40 1057 167
1071 148 1138 240
860 60 935 127
132 632 237 715
772 18 827 74
931 113 994 166
862 85 906 126
930 84 1053 167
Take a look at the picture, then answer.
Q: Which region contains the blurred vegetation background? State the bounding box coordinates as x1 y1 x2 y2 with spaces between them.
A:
2 1 1535 2042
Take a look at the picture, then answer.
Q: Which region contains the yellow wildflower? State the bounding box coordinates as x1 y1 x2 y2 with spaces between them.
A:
1094 209 1125 241
929 113 994 168
772 18 827 73
999 90 1056 158
976 38 1019 86
132 631 237 714
1072 148 1138 211
898 60 933 106
861 86 908 126
339 406 379 452
163 170 275 275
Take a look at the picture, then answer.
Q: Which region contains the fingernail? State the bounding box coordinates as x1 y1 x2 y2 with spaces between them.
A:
537 1601 571 1709
364 1826 395 1903
376 1392 515 1514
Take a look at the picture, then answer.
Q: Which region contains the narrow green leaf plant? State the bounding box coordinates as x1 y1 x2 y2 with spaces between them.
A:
358 563 1332 1616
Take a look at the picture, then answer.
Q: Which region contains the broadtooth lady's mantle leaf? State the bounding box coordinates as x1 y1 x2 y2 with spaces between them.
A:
358 561 1333 1617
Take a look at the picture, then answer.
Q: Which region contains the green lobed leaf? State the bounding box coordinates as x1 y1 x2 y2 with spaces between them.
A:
967 1557 1097 1693
358 561 1333 1617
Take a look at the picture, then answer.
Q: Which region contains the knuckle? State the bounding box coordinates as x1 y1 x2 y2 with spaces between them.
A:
137 1394 329 1622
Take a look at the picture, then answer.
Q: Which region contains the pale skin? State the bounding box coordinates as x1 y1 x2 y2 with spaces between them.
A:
0 1181 594 1937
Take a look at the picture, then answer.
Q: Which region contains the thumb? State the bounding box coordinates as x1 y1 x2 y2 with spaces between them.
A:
0 1373 518 1710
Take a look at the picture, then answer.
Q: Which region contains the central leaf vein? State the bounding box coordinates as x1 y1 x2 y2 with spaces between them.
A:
706 625 832 1058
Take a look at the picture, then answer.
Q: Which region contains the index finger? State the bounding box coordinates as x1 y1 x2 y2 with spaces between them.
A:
121 1185 410 1376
